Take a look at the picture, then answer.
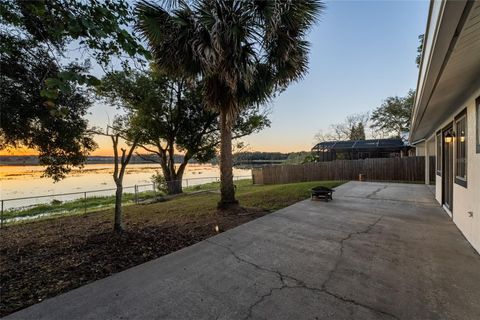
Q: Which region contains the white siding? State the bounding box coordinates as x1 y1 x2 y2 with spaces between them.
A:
434 88 480 253
435 175 442 204
415 144 426 156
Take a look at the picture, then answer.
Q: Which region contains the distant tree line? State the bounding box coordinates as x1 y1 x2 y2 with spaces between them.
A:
233 151 314 165
0 155 198 166
285 152 315 164
233 152 289 162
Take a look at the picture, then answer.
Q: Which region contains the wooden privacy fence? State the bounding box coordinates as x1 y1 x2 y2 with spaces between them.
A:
252 156 435 185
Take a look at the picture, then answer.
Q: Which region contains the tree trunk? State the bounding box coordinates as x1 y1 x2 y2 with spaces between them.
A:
162 156 183 195
167 178 183 194
218 110 238 209
114 183 124 232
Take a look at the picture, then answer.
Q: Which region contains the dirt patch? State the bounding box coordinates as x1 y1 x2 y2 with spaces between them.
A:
0 206 268 316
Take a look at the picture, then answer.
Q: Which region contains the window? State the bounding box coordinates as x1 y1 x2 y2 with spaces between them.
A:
455 110 467 187
436 131 442 175
476 97 480 153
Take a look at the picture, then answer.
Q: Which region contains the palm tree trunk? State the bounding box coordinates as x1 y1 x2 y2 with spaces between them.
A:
218 110 238 209
114 182 124 232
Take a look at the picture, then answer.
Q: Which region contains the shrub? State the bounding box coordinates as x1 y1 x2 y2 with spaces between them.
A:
151 171 168 195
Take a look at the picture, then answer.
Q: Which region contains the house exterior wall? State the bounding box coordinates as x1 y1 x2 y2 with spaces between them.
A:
426 138 436 156
435 175 442 204
434 88 480 253
425 137 436 185
415 144 425 156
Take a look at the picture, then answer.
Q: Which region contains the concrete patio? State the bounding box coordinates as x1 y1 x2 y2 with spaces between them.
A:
7 182 480 320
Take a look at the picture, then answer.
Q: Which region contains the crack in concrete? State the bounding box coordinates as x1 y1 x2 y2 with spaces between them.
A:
321 216 384 290
204 239 304 320
366 185 389 199
204 239 305 287
206 217 399 320
319 288 399 320
274 284 399 320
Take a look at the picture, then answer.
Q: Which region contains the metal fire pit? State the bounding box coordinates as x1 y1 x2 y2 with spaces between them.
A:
310 186 334 202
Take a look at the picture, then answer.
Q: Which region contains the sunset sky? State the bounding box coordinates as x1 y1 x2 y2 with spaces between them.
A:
3 0 430 156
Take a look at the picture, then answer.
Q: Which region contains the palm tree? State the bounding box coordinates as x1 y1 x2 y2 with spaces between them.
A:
136 0 323 209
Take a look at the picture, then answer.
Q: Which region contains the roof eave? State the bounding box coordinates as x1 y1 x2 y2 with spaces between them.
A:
409 0 469 143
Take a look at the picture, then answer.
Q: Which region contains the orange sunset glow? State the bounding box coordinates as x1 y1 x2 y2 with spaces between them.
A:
1 134 313 157
0 146 37 156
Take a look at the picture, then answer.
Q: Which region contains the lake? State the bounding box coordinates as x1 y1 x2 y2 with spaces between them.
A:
0 163 252 210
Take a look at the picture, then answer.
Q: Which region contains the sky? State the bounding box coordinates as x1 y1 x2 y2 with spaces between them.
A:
240 0 430 152
3 0 430 156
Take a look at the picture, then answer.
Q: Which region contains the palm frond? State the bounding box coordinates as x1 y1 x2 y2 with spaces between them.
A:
137 0 324 123
135 1 172 46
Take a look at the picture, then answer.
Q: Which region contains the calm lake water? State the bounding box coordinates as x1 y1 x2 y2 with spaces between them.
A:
0 163 252 210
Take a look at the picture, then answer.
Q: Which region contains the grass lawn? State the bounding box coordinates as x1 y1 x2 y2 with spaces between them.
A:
0 180 343 316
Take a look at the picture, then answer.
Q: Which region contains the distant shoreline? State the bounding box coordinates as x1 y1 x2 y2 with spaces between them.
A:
0 161 156 166
0 155 198 166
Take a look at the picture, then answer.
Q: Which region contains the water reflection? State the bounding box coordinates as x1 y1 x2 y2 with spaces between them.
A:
0 164 251 209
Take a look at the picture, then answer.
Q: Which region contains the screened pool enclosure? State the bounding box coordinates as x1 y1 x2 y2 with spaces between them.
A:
312 139 410 162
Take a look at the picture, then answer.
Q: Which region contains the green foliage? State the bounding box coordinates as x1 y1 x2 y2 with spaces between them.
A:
97 70 270 192
0 37 97 180
285 151 314 164
302 154 316 163
234 152 289 162
151 171 168 194
416 34 424 68
370 90 415 139
0 0 149 79
349 122 366 140
233 151 317 164
0 0 149 180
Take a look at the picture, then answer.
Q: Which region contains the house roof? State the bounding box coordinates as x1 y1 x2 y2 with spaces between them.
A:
410 0 480 142
312 139 406 151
